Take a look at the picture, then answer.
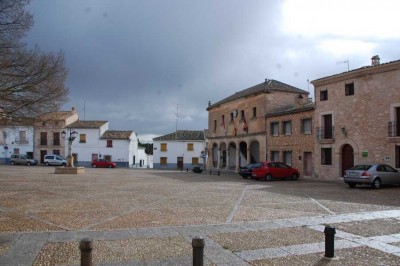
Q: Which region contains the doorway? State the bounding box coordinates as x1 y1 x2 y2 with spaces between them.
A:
303 152 312 176
341 144 354 176
40 150 47 164
177 157 183 170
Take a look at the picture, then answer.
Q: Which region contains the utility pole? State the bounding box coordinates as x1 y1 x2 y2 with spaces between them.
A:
176 104 178 132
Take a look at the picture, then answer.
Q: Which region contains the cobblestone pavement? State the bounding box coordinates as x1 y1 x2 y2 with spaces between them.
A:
1 165 400 265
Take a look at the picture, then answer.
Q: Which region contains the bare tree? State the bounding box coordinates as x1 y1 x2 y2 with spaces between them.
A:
0 0 69 125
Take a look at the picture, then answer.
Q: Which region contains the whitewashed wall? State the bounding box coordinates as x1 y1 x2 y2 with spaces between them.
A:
0 126 34 164
153 140 206 169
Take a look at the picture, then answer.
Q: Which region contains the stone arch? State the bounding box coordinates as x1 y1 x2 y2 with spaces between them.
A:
220 142 227 168
212 143 218 167
249 140 260 163
228 142 237 170
239 141 247 167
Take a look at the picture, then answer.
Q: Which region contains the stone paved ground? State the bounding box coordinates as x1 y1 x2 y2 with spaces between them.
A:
1 165 400 265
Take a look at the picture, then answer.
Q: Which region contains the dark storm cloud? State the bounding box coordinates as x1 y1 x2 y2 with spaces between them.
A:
24 0 400 140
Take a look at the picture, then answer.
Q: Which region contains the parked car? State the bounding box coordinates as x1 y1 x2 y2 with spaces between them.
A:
343 164 400 189
239 162 262 178
92 159 117 168
10 154 38 166
44 155 67 166
252 161 300 181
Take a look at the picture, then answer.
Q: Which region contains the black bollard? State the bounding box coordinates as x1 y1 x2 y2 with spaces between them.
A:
217 170 220 176
209 170 212 175
192 236 205 266
324 226 336 258
79 238 93 266
187 168 189 172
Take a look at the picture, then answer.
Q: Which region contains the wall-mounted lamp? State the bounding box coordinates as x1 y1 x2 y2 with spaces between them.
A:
341 127 347 137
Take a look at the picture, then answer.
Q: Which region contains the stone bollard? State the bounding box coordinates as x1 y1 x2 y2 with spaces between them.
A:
192 236 205 266
324 226 336 258
79 238 93 266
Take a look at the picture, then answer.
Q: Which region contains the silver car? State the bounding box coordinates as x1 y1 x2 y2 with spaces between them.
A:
344 164 400 189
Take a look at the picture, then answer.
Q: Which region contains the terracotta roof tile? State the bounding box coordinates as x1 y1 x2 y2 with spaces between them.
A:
67 120 108 128
207 79 308 110
265 101 314 117
153 130 205 141
101 130 133 139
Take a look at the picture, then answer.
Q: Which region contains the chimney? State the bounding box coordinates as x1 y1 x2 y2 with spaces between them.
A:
371 55 380 66
71 106 76 114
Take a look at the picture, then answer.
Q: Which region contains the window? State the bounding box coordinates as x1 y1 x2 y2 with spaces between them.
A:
187 143 194 151
230 112 234 123
283 151 292 166
252 107 257 118
301 118 312 134
13 148 19 154
214 120 217 131
53 150 60 155
321 148 332 165
221 115 225 127
161 143 167 151
270 151 279 161
160 157 167 165
19 131 27 143
345 83 354 96
79 134 86 143
283 121 292 135
320 89 328 101
107 140 113 147
53 132 60 146
271 122 279 136
240 110 245 121
40 132 47 145
104 155 111 161
192 157 199 165
396 146 400 168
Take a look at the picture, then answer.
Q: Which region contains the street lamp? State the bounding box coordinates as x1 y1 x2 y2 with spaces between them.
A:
61 129 78 167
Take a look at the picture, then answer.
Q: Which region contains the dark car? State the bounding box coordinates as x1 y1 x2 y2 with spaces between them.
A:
239 163 262 179
252 161 300 181
344 164 400 189
92 159 117 168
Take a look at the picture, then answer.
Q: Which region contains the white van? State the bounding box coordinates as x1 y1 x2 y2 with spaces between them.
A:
43 155 67 166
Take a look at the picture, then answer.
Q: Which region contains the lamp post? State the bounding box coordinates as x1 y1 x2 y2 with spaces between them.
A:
61 129 78 167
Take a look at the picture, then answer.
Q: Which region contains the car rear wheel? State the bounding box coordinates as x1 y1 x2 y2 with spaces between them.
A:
45 162 49 166
266 174 272 181
27 162 31 166
108 165 112 168
347 182 356 188
61 163 66 166
371 178 381 189
92 164 97 168
10 161 15 165
291 173 299 180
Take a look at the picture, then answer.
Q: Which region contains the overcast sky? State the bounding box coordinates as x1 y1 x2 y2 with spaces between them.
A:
24 0 400 142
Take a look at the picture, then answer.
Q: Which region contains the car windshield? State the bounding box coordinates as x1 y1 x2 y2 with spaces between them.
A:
349 165 372 170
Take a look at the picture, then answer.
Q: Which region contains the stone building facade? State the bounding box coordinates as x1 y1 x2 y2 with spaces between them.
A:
311 56 400 180
265 102 314 177
207 79 309 171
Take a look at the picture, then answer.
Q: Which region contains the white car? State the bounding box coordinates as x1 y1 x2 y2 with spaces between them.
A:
43 155 67 166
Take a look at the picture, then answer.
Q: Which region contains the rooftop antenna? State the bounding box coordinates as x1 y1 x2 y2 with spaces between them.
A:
336 59 349 71
307 79 310 93
83 100 86 121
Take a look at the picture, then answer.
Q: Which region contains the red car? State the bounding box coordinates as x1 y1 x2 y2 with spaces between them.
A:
252 161 300 181
92 159 117 168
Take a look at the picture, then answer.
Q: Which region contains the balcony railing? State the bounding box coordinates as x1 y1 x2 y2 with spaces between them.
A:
316 126 335 140
14 138 29 144
388 121 400 137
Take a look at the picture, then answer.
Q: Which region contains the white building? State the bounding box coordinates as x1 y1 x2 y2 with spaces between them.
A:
153 130 206 170
67 120 139 167
0 126 34 164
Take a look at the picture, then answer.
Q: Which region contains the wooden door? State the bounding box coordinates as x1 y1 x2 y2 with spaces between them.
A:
40 150 47 164
303 152 312 176
396 107 400 136
177 157 183 170
341 144 354 176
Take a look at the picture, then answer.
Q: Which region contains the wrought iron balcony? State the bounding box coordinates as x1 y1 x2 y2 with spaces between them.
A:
388 121 400 137
316 126 335 140
14 138 29 144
